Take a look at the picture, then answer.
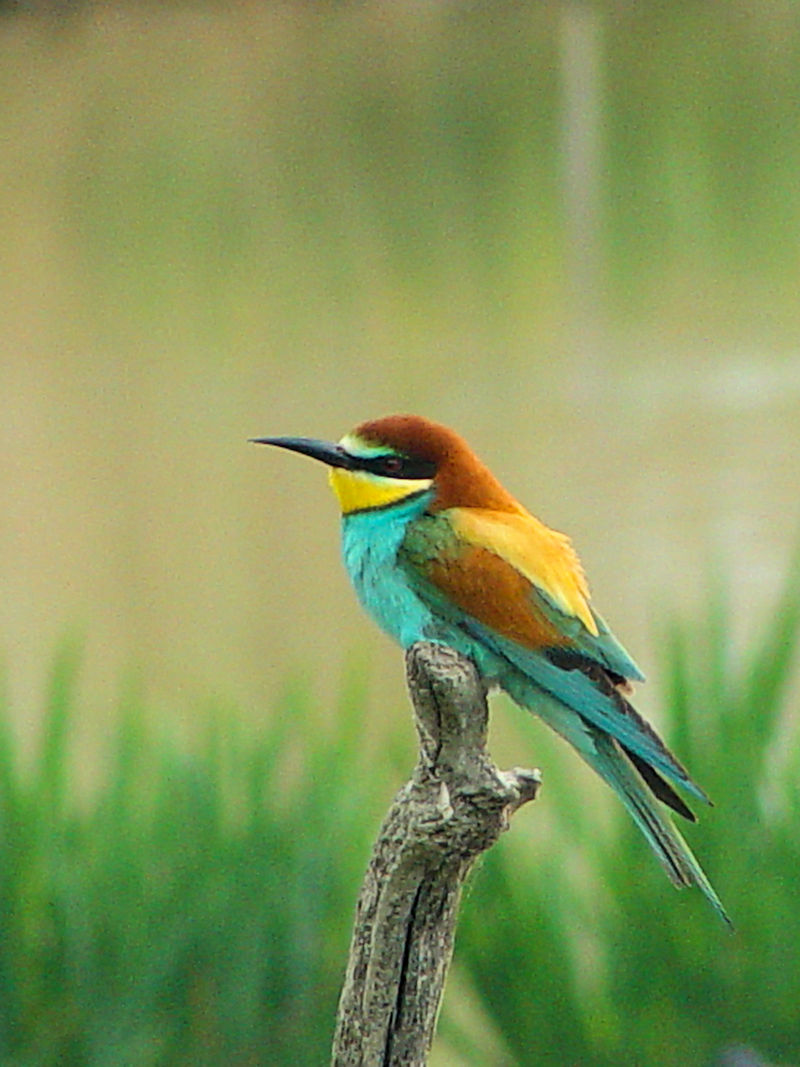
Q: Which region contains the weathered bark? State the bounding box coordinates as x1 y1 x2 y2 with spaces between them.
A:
331 641 540 1067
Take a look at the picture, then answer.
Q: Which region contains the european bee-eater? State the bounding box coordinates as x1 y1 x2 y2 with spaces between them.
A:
254 414 728 923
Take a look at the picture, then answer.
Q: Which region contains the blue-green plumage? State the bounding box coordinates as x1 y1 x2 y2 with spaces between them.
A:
341 493 439 648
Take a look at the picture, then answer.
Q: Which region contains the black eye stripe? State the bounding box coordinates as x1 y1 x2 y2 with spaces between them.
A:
357 454 437 480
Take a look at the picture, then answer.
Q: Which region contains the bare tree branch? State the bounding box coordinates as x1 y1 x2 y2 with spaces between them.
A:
331 641 540 1067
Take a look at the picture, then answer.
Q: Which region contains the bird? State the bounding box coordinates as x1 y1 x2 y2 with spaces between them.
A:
253 414 729 924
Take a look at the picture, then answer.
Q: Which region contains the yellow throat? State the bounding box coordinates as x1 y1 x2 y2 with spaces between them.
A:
328 467 432 515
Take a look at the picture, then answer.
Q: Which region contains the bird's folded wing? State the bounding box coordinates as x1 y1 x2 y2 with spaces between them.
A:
399 510 707 801
416 507 644 681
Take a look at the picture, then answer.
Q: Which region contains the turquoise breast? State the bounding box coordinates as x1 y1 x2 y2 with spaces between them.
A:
340 495 439 648
339 494 511 689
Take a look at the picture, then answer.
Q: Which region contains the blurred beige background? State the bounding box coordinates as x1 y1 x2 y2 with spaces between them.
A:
2 3 799 758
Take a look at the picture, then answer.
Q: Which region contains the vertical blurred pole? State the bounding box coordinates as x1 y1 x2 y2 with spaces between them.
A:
560 2 606 379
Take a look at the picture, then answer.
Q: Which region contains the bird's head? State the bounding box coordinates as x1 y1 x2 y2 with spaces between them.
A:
253 414 523 516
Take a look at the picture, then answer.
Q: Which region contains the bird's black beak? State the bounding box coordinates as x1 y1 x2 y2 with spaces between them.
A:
250 436 356 470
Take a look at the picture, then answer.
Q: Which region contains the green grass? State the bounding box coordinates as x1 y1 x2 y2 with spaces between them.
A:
2 556 800 1066
0 658 382 1066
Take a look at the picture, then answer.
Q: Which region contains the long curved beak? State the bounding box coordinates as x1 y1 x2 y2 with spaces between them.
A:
250 436 356 470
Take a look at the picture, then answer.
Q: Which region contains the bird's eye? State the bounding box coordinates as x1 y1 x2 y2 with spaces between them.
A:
362 452 435 479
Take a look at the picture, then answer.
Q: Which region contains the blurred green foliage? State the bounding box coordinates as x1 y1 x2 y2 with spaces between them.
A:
1 557 799 1066
10 2 797 335
0 659 382 1066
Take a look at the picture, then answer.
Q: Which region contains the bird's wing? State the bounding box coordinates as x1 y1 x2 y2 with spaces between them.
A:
440 507 643 681
399 510 707 803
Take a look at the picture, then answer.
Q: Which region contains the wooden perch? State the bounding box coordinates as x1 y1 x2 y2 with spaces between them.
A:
331 641 540 1067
